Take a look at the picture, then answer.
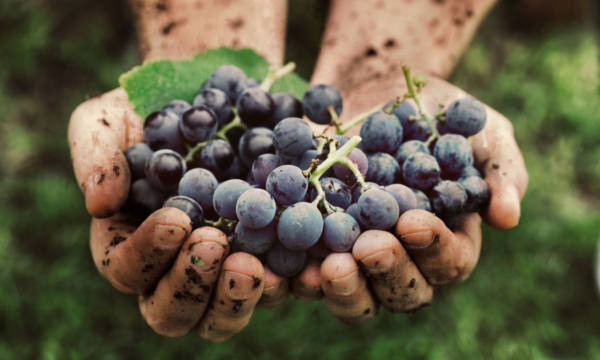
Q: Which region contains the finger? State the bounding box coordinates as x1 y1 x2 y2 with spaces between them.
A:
291 258 323 300
139 227 229 337
471 108 528 229
257 266 290 308
68 88 143 218
320 253 377 324
352 230 433 313
395 210 482 285
90 207 191 294
196 253 265 342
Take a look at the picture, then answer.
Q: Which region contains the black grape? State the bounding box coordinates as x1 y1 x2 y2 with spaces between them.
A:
124 143 153 181
145 149 187 192
265 165 308 205
360 111 403 154
458 176 490 212
302 84 343 125
366 153 402 186
402 152 440 191
143 110 186 154
357 188 400 230
430 180 467 217
180 105 219 144
178 168 218 214
238 127 275 167
251 153 281 188
204 65 248 103
322 212 361 252
193 88 233 126
163 99 192 117
271 93 303 128
273 117 313 157
277 202 323 251
444 98 487 136
163 195 204 228
234 221 277 255
236 87 274 128
433 134 474 178
265 242 306 277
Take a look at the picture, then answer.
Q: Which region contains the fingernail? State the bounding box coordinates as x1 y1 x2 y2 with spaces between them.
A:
489 185 521 229
401 230 435 249
190 241 226 270
224 271 256 299
360 250 395 273
155 224 188 248
328 271 360 296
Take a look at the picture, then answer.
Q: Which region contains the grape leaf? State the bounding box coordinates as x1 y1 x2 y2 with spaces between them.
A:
119 47 309 119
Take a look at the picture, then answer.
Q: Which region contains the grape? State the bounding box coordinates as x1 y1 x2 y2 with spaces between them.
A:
273 117 313 157
351 182 380 203
402 152 441 191
384 183 418 214
204 65 248 103
266 165 308 205
233 221 277 255
412 188 432 212
193 88 233 126
236 87 274 128
389 100 416 125
444 97 487 136
271 93 303 128
430 180 467 217
265 242 306 277
180 105 218 144
237 127 275 167
163 99 192 117
309 177 352 210
293 149 318 170
333 148 368 184
178 168 218 213
143 110 186 154
345 203 362 226
323 212 361 252
458 176 490 212
360 111 403 154
357 188 400 230
302 84 343 125
433 134 473 177
212 179 251 219
277 202 323 251
224 125 246 152
124 143 153 181
366 153 402 186
129 178 167 215
460 165 481 179
236 188 276 229
145 149 187 192
394 140 430 166
198 139 235 180
163 195 204 228
251 153 281 188
387 100 431 141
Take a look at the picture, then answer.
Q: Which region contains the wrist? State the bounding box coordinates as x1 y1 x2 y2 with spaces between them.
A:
130 0 287 65
311 0 496 92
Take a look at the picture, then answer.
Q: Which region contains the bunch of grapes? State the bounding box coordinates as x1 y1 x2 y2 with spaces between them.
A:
123 63 490 278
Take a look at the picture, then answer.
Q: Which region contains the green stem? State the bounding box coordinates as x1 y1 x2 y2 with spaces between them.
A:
308 136 362 214
337 157 366 188
328 105 343 133
216 114 246 139
338 103 386 134
184 141 207 163
401 65 440 142
260 62 296 92
204 217 235 232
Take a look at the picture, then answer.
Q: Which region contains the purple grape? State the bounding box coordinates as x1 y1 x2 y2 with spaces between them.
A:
143 110 186 154
430 180 467 217
333 148 368 184
357 188 400 230
193 88 233 126
236 188 276 229
204 65 248 103
458 176 490 212
180 105 218 144
384 183 418 214
212 179 251 219
433 134 474 178
265 242 306 277
271 93 303 128
273 117 313 157
178 168 218 214
302 84 343 125
366 153 402 186
163 195 204 228
238 127 275 167
198 139 235 180
360 111 403 154
309 177 352 210
394 140 430 166
412 188 432 212
124 143 153 181
266 165 308 205
236 87 274 128
323 212 361 252
129 178 167 216
163 100 192 117
277 202 323 251
251 153 281 188
145 149 186 192
234 221 277 255
402 152 441 191
444 97 487 136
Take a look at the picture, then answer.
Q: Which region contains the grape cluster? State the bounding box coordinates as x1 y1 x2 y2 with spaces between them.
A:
123 63 490 278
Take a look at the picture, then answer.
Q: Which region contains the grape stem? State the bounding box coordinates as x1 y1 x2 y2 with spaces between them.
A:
308 135 362 213
327 105 343 134
204 217 235 233
184 111 247 163
260 62 296 92
337 102 386 134
401 65 440 145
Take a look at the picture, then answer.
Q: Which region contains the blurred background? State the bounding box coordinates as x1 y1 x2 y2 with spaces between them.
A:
1 0 599 358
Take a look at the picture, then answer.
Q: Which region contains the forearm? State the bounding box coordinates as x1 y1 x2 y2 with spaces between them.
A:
130 0 287 65
311 0 496 91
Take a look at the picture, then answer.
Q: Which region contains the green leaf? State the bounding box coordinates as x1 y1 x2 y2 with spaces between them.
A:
119 47 309 119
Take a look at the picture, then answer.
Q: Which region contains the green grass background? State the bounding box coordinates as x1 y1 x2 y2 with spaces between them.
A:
1 1 599 359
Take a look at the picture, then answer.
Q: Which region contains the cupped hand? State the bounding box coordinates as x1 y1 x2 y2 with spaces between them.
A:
292 75 528 321
68 88 290 341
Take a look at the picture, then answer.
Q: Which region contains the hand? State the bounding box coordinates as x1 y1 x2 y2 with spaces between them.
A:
299 75 528 321
68 88 290 341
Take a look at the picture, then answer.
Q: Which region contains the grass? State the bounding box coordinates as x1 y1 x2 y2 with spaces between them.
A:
0 1 599 359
